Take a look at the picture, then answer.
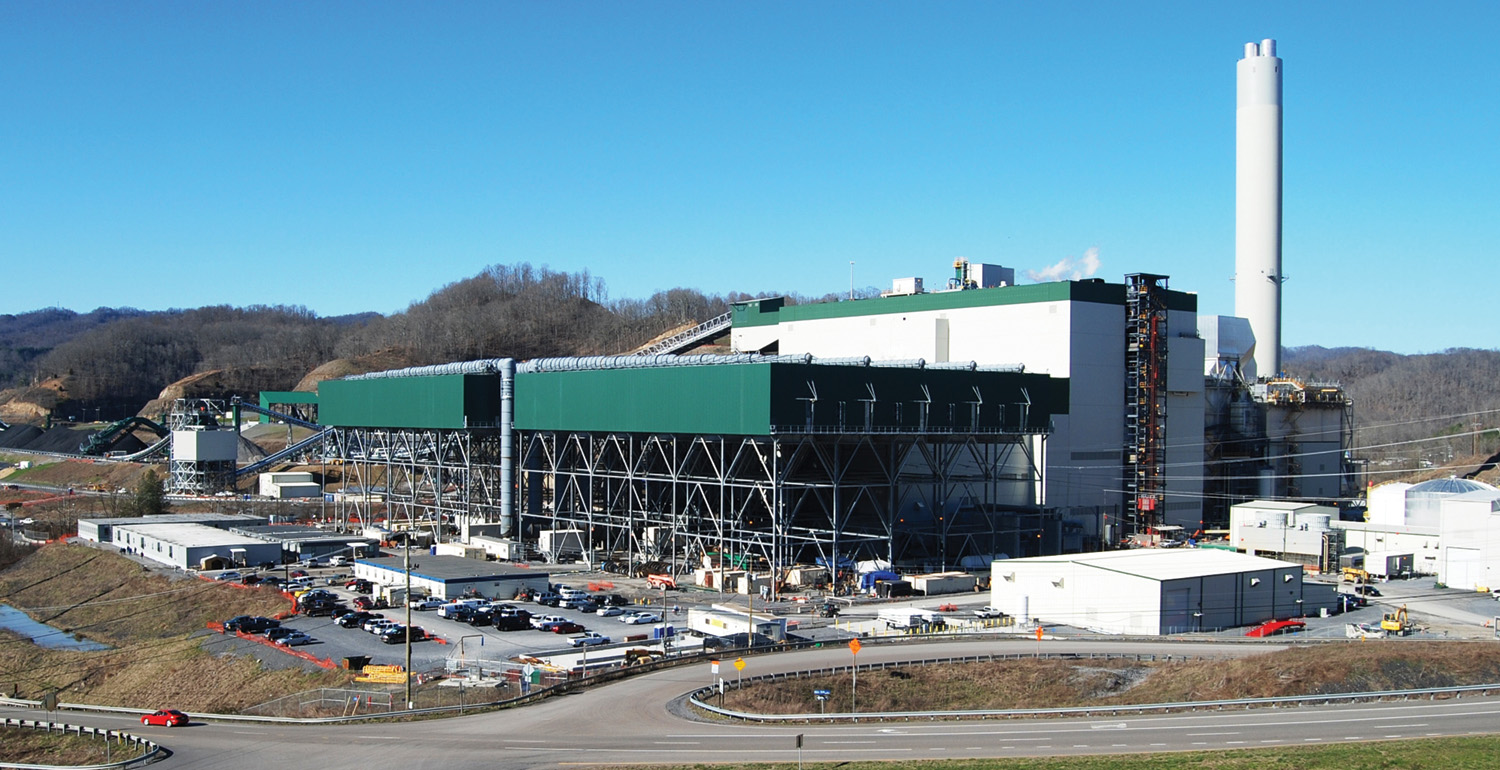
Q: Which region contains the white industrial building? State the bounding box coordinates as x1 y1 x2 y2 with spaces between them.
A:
1436 487 1500 592
732 274 1207 536
76 513 265 545
257 471 322 499
989 549 1328 635
110 522 282 571
1229 500 1338 567
352 554 550 601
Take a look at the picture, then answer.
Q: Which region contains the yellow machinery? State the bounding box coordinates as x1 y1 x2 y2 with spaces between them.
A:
1342 567 1369 583
1380 605 1412 635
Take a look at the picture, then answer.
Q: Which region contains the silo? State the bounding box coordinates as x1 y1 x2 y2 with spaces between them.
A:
1405 478 1496 529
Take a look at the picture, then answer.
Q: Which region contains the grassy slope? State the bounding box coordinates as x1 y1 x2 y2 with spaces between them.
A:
593 735 1500 770
725 642 1500 715
0 543 351 710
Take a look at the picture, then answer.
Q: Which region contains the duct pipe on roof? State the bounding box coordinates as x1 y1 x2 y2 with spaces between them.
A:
499 358 516 537
347 358 513 380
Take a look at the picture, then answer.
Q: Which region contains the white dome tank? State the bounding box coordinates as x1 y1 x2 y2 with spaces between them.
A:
1405 477 1497 528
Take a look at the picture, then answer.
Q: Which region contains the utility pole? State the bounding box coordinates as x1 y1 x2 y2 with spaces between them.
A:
848 261 855 300
404 539 413 710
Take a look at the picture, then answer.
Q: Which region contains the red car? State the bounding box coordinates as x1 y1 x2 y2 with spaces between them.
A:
1245 619 1306 638
352 595 375 610
289 569 308 579
550 621 585 634
140 709 189 727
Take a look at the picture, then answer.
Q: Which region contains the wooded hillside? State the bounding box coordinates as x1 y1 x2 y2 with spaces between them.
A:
0 262 816 421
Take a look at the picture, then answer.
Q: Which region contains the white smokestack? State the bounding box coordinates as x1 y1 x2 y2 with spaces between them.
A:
1235 38 1283 379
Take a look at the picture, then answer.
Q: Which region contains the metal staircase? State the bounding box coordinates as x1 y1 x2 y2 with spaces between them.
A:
632 312 732 356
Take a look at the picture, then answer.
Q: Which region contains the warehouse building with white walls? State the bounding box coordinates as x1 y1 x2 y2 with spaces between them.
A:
989 549 1331 635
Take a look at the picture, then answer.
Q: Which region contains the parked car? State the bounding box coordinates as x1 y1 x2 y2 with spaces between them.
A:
324 573 351 586
352 596 376 611
345 579 372 593
531 614 567 630
550 621 585 634
264 627 297 642
409 597 445 611
275 631 314 646
239 574 263 585
213 571 243 582
336 611 376 629
493 614 531 631
302 600 346 617
622 612 661 625
380 625 425 644
289 569 308 579
366 619 399 635
596 606 626 617
534 593 563 607
972 606 1006 619
140 709 189 727
327 555 350 567
1355 585 1382 597
569 631 611 647
223 616 279 634
260 575 284 588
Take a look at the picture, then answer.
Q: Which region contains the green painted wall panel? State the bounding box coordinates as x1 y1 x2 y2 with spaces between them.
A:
516 365 773 434
319 375 501 429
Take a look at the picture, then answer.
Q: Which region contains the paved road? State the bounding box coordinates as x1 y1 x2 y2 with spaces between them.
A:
14 638 1500 768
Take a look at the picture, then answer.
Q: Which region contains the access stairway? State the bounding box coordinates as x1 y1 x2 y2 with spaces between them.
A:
632 312 732 356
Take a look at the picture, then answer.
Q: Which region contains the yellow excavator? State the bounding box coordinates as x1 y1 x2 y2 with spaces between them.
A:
1380 604 1413 635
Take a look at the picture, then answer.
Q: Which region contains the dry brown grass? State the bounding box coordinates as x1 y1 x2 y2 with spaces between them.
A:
725 642 1500 715
0 725 148 764
0 543 353 711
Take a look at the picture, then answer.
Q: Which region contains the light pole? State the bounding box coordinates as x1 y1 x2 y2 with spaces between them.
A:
848 261 855 300
404 539 414 710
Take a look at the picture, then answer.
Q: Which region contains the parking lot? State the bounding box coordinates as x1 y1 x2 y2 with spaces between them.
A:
215 564 700 674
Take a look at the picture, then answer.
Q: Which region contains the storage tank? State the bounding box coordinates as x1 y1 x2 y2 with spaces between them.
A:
1405 478 1495 529
1262 511 1288 529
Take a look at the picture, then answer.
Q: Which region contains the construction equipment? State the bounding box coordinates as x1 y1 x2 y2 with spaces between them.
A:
1380 604 1413 636
1345 622 1386 639
1342 567 1370 583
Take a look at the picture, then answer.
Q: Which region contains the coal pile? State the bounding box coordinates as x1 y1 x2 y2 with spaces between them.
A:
27 427 97 454
0 425 44 449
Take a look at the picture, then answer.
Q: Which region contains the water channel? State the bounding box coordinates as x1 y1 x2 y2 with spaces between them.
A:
0 604 112 651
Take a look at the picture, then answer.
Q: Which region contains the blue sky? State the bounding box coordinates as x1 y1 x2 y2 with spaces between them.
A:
3 1 1495 354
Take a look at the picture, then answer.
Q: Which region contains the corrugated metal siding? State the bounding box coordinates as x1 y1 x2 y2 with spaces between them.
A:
515 365 774 434
319 375 502 429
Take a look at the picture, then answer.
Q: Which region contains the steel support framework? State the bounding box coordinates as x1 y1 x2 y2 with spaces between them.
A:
166 399 236 494
329 427 509 540
1124 273 1170 536
516 427 1046 594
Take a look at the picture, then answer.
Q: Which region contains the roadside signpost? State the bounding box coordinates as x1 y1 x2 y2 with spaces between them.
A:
813 688 830 715
848 638 861 714
734 656 746 689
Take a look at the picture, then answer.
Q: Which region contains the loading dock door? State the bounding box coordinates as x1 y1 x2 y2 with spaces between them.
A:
1446 547 1481 592
1162 587 1191 634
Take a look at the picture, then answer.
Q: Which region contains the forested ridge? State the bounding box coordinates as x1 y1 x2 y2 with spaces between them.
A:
1283 346 1500 466
0 263 826 420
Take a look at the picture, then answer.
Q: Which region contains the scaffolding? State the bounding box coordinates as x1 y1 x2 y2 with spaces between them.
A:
516 424 1047 593
1124 274 1170 537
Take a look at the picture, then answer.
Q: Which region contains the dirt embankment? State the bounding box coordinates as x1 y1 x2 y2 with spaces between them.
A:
0 544 351 710
726 643 1500 715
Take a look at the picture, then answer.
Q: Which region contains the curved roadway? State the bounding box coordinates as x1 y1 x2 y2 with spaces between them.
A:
9 639 1500 769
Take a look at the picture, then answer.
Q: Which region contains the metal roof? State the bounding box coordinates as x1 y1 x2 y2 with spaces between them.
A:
1011 548 1299 582
356 554 549 583
113 523 273 549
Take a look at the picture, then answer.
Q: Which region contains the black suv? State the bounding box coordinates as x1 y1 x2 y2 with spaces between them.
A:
224 616 280 634
336 611 377 629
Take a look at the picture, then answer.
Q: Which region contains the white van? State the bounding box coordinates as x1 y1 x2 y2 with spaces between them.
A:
437 599 486 618
558 586 589 600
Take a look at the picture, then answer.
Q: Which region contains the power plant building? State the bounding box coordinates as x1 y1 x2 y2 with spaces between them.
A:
732 274 1207 537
